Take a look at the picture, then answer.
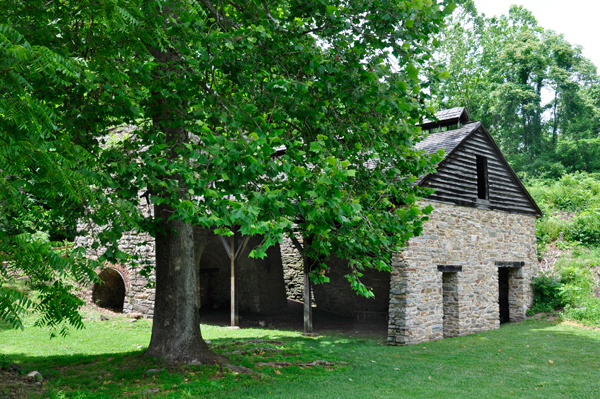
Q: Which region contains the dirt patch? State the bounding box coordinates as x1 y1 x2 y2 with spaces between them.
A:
0 368 45 399
539 243 571 273
527 312 561 322
560 319 600 331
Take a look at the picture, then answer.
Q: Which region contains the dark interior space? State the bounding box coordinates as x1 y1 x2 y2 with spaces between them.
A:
198 235 229 310
199 299 388 336
198 234 287 314
312 255 391 317
499 267 510 323
92 268 126 312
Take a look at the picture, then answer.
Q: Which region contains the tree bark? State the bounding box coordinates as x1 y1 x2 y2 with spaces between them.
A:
146 210 220 364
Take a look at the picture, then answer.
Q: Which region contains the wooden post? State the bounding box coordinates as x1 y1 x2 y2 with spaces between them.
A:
230 236 236 327
303 254 312 333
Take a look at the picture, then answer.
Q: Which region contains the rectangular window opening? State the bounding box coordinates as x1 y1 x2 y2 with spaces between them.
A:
476 155 489 200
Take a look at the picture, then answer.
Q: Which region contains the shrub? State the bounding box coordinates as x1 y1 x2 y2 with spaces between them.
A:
558 266 595 306
528 273 565 315
528 264 597 316
569 211 600 246
562 299 600 325
536 216 571 244
527 172 600 214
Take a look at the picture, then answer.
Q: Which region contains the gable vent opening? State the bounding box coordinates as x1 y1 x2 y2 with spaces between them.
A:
476 155 489 200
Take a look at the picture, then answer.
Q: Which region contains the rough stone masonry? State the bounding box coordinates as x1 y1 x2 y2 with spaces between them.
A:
78 199 537 346
386 200 537 345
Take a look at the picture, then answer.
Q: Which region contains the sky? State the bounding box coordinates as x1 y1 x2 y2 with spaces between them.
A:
473 0 600 69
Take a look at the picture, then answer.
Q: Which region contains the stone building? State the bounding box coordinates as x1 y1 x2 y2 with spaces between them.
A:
311 107 541 344
80 107 541 345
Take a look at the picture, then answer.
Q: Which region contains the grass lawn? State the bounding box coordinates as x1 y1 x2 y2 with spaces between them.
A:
2 309 600 398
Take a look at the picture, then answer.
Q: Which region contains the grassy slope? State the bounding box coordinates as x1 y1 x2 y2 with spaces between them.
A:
2 309 600 398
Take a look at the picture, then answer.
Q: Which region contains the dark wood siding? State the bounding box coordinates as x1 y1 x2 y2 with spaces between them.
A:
421 127 539 215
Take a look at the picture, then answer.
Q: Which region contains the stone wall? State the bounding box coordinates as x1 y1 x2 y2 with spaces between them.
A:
75 206 157 318
387 200 538 345
280 234 304 301
312 254 390 316
78 220 288 317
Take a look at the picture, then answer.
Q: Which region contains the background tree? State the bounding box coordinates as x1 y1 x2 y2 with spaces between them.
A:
2 0 453 363
431 2 600 177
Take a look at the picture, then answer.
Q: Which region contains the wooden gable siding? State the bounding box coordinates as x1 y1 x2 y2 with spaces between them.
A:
421 127 540 216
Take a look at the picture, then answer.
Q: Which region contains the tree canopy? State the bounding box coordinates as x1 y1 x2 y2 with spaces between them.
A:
1 0 453 360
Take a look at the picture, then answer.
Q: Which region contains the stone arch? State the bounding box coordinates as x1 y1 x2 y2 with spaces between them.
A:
92 268 127 312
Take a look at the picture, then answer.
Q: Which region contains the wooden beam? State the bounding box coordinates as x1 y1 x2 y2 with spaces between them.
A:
230 236 237 327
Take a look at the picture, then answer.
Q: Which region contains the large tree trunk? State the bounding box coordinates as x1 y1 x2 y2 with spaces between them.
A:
146 210 220 364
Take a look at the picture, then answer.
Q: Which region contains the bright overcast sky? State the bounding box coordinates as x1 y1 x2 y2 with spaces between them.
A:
473 0 600 69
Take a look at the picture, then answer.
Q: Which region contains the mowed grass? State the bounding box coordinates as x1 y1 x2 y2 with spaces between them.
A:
2 310 600 399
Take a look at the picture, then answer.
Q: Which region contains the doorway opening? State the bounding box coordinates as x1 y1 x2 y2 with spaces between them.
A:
499 267 510 323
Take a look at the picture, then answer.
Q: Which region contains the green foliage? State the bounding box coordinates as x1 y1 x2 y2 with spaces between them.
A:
563 299 600 326
1 0 453 339
555 138 600 174
569 211 600 247
527 173 600 248
432 5 600 177
558 266 595 306
535 216 571 245
528 273 564 315
0 12 141 333
529 253 599 321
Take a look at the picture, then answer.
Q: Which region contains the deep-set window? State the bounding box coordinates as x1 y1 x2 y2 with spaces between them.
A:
476 155 489 200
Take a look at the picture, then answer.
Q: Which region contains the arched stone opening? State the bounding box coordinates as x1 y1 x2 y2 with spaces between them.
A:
92 268 126 312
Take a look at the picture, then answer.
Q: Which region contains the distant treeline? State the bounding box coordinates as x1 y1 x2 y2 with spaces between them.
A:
431 1 600 179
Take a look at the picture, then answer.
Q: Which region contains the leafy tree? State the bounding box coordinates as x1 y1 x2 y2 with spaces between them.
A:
2 0 452 363
0 21 138 336
432 2 600 177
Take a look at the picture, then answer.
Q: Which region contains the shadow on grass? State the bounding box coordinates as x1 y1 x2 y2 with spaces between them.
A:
3 319 600 399
3 331 354 399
